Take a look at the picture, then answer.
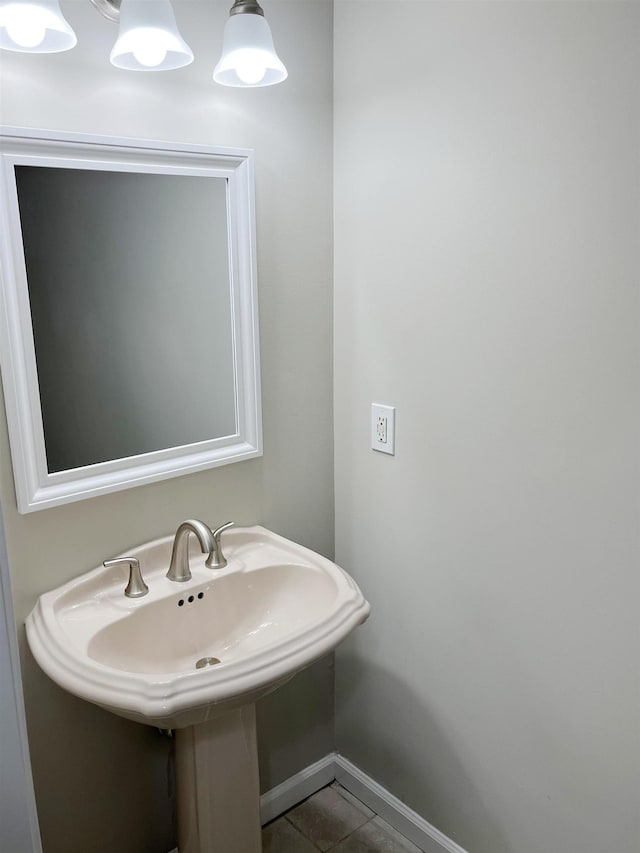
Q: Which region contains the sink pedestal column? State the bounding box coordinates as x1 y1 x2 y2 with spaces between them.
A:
175 703 262 853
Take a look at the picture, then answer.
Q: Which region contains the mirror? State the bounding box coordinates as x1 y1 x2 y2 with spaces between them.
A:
0 128 262 513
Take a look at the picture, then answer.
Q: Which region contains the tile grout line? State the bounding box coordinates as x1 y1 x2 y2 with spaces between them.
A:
327 814 376 851
282 812 324 851
281 786 380 852
327 783 377 852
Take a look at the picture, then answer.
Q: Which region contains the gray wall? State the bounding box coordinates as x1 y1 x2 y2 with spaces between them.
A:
0 1 334 851
334 2 639 853
0 499 41 853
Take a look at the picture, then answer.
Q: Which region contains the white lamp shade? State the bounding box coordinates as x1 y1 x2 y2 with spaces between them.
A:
213 12 287 88
110 0 193 71
0 0 76 53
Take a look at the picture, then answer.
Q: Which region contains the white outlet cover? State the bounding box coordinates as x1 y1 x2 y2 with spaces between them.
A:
371 404 395 455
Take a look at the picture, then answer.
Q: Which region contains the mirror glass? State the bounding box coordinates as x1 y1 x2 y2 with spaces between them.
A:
0 129 262 513
16 166 235 472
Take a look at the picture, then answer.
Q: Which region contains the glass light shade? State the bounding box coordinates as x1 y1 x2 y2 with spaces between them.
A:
213 12 287 88
0 0 76 53
110 0 193 71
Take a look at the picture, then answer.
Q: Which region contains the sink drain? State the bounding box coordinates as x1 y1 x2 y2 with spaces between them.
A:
195 656 221 669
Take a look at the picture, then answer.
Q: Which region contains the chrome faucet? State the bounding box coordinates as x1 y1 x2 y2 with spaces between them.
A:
166 519 235 582
166 519 216 583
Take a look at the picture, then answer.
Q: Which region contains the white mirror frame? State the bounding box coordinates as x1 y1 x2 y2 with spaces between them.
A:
0 127 262 513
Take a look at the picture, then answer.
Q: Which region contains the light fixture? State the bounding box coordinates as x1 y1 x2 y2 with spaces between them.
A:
110 0 192 71
0 0 287 87
214 0 286 88
0 0 76 53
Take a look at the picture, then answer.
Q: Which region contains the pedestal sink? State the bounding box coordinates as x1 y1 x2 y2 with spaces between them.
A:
26 525 370 852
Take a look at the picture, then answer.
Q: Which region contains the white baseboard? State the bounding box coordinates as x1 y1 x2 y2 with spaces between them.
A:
259 752 337 825
170 751 467 853
334 754 468 853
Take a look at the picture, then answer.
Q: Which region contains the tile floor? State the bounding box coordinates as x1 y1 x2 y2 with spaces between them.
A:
262 783 424 852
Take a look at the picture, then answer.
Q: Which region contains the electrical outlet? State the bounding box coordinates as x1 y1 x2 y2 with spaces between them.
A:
371 404 395 455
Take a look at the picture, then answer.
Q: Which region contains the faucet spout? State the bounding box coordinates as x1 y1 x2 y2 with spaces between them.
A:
166 519 215 583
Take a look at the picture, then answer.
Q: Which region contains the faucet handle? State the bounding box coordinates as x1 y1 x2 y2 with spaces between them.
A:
206 522 235 569
103 557 149 599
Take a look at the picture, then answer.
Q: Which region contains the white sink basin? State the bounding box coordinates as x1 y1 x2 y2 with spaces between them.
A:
26 525 370 728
